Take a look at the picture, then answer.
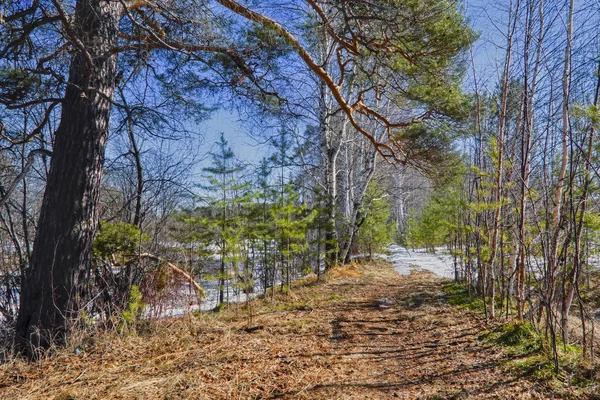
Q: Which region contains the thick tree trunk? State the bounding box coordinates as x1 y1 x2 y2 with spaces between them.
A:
15 0 121 356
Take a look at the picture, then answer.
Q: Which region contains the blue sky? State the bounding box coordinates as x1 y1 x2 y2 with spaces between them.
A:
199 109 269 167
197 0 506 167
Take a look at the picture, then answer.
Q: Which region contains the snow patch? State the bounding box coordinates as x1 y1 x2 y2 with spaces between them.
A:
387 244 454 279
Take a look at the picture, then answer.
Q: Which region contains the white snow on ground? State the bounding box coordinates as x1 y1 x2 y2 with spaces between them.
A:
387 244 454 279
151 245 454 319
145 280 258 319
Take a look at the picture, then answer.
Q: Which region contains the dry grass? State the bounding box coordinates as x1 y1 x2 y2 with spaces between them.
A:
322 261 364 279
0 262 594 399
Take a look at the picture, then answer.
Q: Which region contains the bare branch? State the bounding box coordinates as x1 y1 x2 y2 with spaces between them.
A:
0 148 52 209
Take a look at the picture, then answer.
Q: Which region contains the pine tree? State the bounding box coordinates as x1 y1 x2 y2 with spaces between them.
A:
250 158 276 295
201 133 249 308
272 183 316 292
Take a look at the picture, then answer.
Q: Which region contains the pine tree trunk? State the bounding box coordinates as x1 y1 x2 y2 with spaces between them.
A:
15 0 121 356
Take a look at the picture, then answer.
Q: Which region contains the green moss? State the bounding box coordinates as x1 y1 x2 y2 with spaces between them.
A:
486 322 542 355
508 355 556 381
479 322 593 391
442 284 594 392
443 282 484 311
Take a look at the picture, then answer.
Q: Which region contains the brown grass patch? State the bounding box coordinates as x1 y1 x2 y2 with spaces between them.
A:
324 262 364 279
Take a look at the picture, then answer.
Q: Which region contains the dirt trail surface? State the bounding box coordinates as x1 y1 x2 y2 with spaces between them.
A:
0 262 572 399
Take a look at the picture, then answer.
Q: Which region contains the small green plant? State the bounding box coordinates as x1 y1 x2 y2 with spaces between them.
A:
355 182 395 259
329 294 342 300
78 309 93 326
508 355 556 381
213 302 227 313
94 221 150 260
120 285 146 331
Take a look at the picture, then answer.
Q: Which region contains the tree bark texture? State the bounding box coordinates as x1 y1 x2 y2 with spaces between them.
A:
15 0 122 356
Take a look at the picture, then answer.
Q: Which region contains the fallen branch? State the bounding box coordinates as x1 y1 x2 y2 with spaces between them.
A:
125 253 205 297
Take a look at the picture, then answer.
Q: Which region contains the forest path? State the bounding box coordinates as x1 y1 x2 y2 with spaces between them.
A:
1 262 570 399
309 265 554 399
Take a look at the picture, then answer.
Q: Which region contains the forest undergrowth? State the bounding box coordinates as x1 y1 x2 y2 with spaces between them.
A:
0 261 597 399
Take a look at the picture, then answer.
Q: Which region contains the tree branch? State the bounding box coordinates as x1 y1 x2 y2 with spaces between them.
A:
0 148 52 209
214 0 407 162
